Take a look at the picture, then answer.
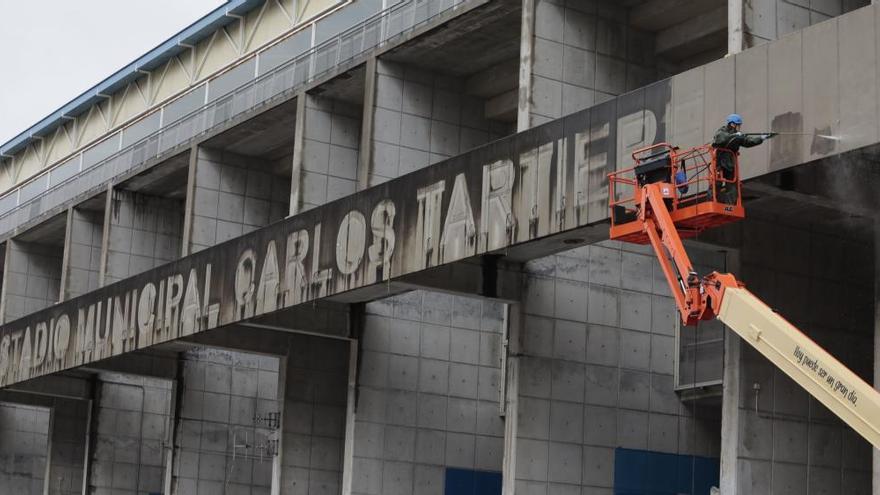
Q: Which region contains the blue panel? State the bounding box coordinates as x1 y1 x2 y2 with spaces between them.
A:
474 470 502 493
614 448 719 495
445 468 502 495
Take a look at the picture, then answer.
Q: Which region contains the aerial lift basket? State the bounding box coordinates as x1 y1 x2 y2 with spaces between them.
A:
608 143 744 244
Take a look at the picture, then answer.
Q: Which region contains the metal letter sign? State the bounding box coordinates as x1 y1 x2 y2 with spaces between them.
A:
0 86 671 387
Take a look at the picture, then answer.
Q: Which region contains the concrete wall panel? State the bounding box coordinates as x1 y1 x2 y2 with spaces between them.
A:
734 44 770 178
615 88 646 171
671 67 705 150
801 19 840 161
0 402 50 495
66 208 104 299
703 57 735 144
837 10 878 152
767 31 804 170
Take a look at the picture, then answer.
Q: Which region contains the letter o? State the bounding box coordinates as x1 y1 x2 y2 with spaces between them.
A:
336 210 366 275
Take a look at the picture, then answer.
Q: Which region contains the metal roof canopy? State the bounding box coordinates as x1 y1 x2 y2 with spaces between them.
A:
0 0 265 157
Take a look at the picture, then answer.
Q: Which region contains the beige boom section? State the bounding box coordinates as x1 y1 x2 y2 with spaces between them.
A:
718 287 880 448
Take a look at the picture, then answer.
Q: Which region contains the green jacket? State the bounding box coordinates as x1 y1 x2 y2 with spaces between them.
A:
712 125 764 173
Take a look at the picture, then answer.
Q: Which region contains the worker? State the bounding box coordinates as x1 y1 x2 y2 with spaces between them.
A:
711 114 774 203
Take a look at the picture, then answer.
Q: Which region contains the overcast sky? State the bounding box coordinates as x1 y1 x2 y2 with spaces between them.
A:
0 0 226 145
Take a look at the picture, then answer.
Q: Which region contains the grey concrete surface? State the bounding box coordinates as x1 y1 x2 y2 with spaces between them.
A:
350 291 506 495
0 401 50 494
520 0 662 130
105 190 184 284
189 148 290 253
707 209 875 494
65 204 105 299
299 95 363 212
512 241 722 492
279 334 350 494
88 373 173 495
0 1 879 494
367 59 513 186
3 238 63 323
173 348 279 495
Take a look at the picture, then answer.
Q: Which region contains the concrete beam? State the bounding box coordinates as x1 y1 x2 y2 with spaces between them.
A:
630 0 725 32
465 58 520 98
395 256 522 303
81 350 179 380
5 373 93 400
180 323 351 361
485 89 519 122
745 181 875 219
655 6 727 57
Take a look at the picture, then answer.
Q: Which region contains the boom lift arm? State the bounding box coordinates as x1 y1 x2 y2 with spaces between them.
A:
609 143 880 449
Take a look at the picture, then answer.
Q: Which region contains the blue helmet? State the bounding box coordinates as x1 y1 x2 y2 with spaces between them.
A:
726 113 743 125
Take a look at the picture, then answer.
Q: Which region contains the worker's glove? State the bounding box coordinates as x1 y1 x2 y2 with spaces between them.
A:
734 132 743 137
761 132 778 139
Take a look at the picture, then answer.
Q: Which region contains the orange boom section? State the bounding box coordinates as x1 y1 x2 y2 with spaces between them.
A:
608 143 744 244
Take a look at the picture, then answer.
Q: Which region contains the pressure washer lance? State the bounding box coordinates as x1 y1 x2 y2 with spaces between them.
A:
745 132 840 140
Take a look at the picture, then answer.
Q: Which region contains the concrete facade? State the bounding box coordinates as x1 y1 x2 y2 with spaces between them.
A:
105 190 185 284
3 238 62 323
709 212 875 493
189 148 290 253
0 402 50 494
512 241 722 492
89 373 173 494
351 292 506 494
0 0 879 494
65 206 105 299
173 348 279 495
369 60 512 186
299 95 362 212
280 335 349 494
521 1 661 130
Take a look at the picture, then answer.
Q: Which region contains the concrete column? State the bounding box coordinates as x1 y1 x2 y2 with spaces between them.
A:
271 355 288 495
357 57 377 191
516 0 536 133
180 146 198 257
340 339 358 495
501 303 520 495
874 220 879 494
58 208 73 302
728 0 744 54
289 93 307 216
720 248 742 493
98 184 112 286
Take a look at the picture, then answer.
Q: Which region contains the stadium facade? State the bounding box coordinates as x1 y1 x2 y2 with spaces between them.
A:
0 0 878 493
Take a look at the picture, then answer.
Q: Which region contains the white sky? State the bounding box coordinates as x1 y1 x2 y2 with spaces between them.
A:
0 0 226 145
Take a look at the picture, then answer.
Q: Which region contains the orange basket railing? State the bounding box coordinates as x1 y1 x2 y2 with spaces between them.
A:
608 143 740 228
